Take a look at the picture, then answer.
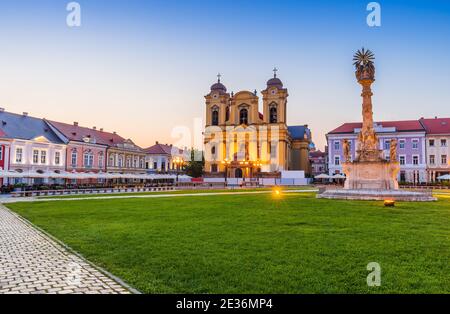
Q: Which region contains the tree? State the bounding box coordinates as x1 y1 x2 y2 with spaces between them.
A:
184 148 204 178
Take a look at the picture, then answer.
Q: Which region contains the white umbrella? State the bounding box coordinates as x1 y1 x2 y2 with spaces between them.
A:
315 173 331 179
437 174 450 180
332 174 346 179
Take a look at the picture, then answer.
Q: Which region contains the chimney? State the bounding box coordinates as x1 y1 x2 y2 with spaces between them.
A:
156 141 159 145
73 122 78 126
435 116 438 119
0 108 4 112
22 112 28 117
113 131 116 134
93 126 97 130
100 128 103 132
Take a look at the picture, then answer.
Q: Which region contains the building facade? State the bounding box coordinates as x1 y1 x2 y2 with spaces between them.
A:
106 139 146 174
420 117 450 182
203 73 312 178
327 120 427 183
309 149 328 176
143 142 185 173
0 111 67 184
46 121 108 174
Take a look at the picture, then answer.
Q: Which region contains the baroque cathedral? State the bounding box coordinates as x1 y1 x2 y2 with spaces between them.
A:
203 70 312 178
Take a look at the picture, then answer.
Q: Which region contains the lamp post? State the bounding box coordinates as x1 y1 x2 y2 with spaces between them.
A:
173 157 184 185
221 158 231 186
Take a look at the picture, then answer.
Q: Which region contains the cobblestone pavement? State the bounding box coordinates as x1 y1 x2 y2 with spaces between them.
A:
0 205 133 294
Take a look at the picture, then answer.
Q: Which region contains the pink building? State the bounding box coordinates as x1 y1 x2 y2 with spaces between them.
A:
46 121 108 173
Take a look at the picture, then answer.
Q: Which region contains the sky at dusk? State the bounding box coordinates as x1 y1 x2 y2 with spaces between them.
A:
0 0 449 150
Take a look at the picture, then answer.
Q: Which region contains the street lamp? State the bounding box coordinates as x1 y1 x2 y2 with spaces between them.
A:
221 158 231 186
173 157 184 184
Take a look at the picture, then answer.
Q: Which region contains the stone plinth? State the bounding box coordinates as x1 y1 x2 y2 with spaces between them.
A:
342 160 400 190
317 189 436 202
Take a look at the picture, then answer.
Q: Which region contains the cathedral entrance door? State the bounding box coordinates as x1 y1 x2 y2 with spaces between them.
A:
235 168 243 178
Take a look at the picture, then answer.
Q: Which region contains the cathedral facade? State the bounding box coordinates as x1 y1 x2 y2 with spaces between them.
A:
203 71 312 178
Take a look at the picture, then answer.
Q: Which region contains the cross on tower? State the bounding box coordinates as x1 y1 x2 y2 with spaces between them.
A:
273 67 278 78
217 73 221 82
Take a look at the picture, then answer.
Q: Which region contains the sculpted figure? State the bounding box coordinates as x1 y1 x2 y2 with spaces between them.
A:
343 139 351 162
390 138 398 162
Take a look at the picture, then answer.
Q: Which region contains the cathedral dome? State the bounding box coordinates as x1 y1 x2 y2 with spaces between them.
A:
267 68 283 89
210 82 227 93
210 74 227 93
266 77 283 89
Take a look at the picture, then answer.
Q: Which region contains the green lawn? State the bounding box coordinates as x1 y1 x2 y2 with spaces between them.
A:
6 192 450 294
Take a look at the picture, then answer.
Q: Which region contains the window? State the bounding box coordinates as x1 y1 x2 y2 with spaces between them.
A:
126 157 131 168
140 159 144 169
225 106 230 121
33 150 39 164
239 108 248 125
412 140 419 149
161 162 166 171
334 141 340 151
384 140 390 150
84 153 93 168
399 140 405 149
133 158 138 168
40 151 46 164
442 155 447 165
211 110 219 126
211 164 218 173
118 156 123 168
153 162 157 170
334 156 340 166
269 106 277 123
0 146 2 161
270 143 277 158
441 139 447 147
16 148 23 163
399 155 405 165
55 152 60 165
109 155 114 167
430 155 435 165
98 155 104 168
72 152 77 166
413 155 419 165
429 139 435 147
211 146 216 155
400 171 406 182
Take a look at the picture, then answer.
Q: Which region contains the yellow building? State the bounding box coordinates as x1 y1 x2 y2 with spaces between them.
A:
204 71 312 178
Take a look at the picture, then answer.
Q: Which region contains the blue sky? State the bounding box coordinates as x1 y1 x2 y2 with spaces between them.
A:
0 0 449 150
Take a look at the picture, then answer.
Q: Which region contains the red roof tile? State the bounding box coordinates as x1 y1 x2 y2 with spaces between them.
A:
47 120 126 146
143 143 183 155
419 117 450 134
329 120 425 134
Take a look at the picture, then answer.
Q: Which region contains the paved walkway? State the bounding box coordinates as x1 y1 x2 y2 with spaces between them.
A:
0 189 318 204
0 205 133 294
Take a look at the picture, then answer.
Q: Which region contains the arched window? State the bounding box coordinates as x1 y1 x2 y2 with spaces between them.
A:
211 146 216 155
239 108 248 125
212 110 219 126
225 106 230 121
270 106 277 123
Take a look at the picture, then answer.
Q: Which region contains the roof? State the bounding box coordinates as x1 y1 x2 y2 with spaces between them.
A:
0 111 65 143
47 120 125 147
310 150 326 158
419 117 450 134
288 125 311 140
143 143 183 155
329 120 425 134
